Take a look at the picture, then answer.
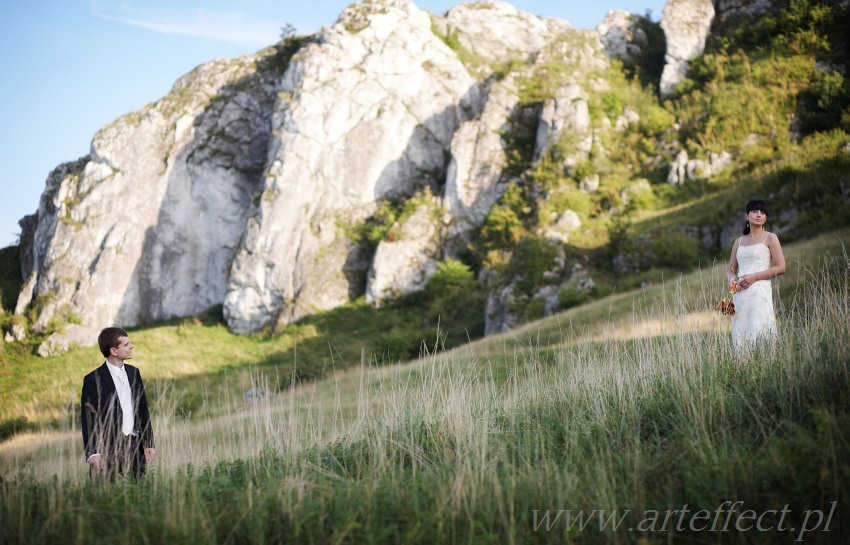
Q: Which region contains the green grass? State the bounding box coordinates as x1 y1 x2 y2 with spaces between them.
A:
1 231 847 544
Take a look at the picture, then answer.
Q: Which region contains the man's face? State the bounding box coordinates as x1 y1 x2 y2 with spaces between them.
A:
111 336 134 361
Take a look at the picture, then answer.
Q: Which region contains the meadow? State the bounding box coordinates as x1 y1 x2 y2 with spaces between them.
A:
0 229 847 544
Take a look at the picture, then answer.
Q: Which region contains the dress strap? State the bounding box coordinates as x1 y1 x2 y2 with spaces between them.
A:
761 232 770 244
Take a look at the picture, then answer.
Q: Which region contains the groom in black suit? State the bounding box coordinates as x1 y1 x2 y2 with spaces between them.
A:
80 327 156 479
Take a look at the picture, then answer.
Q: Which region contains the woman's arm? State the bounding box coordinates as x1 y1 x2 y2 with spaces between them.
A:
726 237 740 283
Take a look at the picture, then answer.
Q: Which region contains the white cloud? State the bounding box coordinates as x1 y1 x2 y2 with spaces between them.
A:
91 1 282 47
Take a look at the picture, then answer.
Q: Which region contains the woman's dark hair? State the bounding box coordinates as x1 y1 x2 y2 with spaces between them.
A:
743 199 769 235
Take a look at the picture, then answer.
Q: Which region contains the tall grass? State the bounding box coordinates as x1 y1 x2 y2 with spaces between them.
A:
1 249 848 543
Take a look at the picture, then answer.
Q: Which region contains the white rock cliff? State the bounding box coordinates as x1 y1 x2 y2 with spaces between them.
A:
14 0 695 352
18 54 278 353
659 0 715 97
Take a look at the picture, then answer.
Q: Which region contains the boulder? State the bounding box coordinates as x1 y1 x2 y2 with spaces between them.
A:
534 83 592 163
36 324 96 357
580 174 600 193
484 285 517 335
439 1 557 66
597 10 649 63
365 202 443 306
544 210 582 244
667 150 733 185
4 323 26 343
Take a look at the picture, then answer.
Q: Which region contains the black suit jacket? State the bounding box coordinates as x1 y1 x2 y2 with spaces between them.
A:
80 362 154 461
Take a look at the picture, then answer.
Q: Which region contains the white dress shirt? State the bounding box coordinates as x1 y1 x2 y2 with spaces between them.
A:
87 361 137 463
105 360 136 436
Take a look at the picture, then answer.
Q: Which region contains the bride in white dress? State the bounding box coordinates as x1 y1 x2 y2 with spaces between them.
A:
726 199 786 348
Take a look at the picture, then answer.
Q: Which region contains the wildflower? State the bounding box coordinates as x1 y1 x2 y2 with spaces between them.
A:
716 277 738 316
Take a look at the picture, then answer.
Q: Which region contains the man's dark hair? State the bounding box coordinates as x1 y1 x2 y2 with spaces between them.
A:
98 327 128 358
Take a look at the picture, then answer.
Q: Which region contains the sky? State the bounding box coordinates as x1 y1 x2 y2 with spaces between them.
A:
0 0 666 248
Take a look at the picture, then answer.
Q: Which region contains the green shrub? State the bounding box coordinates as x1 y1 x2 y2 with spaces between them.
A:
375 326 424 361
558 281 591 309
641 105 675 137
505 237 560 296
798 68 849 134
0 416 32 441
651 231 700 269
425 259 486 345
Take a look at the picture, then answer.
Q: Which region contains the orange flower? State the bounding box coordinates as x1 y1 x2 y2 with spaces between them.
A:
716 277 738 316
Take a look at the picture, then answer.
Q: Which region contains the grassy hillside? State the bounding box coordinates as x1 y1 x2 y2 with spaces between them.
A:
1 227 848 432
1 229 847 544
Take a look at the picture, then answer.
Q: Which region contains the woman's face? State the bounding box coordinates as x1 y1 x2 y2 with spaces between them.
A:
747 208 767 227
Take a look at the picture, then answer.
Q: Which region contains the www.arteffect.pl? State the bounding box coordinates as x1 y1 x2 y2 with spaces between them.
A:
532 500 838 541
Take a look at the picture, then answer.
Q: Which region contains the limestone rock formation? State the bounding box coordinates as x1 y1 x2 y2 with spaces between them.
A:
445 77 521 236
597 10 649 63
223 0 478 333
659 0 715 97
13 0 679 351
667 150 733 185
365 202 443 305
543 210 581 244
17 53 278 352
437 1 558 67
534 83 592 164
484 285 516 335
4 324 25 343
714 0 773 23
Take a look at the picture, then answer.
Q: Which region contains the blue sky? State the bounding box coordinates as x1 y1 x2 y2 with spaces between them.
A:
0 0 665 248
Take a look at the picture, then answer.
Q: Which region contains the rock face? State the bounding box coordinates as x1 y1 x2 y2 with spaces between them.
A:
17 54 278 350
15 0 677 352
222 0 478 333
534 83 592 164
667 149 733 185
365 202 443 305
445 77 520 235
659 0 715 97
713 0 773 23
597 10 649 63
543 210 581 244
438 1 559 67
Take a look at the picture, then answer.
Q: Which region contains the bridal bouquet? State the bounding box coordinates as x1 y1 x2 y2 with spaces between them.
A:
716 278 738 316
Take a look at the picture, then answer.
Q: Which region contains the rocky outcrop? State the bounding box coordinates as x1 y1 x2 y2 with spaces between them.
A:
445 77 520 235
713 0 772 23
659 0 715 97
437 1 559 67
14 0 673 351
534 83 592 164
365 201 444 305
17 53 279 352
4 324 25 343
667 149 733 185
36 324 91 357
597 10 649 63
543 210 581 244
223 0 478 333
484 285 517 335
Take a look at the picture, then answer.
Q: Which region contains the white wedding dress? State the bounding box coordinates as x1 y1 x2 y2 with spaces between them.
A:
731 236 778 348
